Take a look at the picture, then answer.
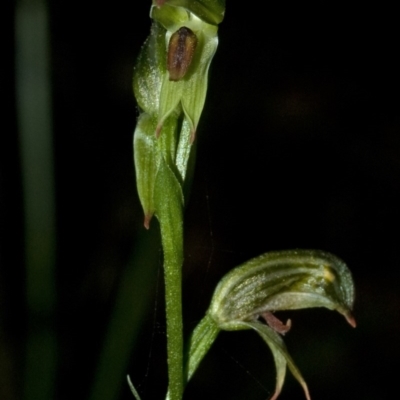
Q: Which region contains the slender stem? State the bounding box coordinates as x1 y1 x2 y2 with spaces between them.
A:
159 216 184 400
155 160 185 400
166 314 219 400
134 3 224 398
162 237 183 400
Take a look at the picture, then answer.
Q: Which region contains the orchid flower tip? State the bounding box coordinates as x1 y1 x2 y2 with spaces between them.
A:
269 388 281 400
305 387 312 400
144 213 153 230
345 311 357 328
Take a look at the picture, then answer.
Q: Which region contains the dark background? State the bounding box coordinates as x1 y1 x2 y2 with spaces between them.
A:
1 1 399 400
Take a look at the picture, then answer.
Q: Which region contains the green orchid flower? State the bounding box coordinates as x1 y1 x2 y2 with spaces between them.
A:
151 3 219 142
184 250 356 400
133 1 224 227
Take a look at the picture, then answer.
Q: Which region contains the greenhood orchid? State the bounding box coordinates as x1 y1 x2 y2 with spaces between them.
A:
184 250 356 400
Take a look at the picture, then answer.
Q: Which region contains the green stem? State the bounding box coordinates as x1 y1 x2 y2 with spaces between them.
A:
161 230 183 400
166 314 219 400
155 159 185 400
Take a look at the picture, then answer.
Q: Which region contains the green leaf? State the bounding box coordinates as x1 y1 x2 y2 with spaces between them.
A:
133 112 182 228
133 113 159 228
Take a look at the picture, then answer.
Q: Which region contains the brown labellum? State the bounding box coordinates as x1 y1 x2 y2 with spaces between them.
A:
167 27 198 81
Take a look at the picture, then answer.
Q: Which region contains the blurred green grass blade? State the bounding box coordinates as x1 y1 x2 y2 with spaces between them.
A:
89 227 161 400
15 1 57 400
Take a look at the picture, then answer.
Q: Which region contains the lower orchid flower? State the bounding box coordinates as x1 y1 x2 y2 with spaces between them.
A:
180 249 356 400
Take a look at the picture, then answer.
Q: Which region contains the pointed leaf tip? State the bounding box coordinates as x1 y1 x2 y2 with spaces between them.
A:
144 213 153 230
189 128 196 144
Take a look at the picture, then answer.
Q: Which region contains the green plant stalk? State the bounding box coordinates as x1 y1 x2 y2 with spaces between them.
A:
160 225 184 400
133 4 356 400
154 157 185 400
165 314 219 400
133 3 225 399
